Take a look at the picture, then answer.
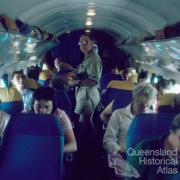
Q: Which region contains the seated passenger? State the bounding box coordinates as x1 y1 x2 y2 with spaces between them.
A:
156 78 173 107
27 65 41 81
38 62 54 86
121 67 137 81
100 80 135 124
127 113 180 180
11 70 33 112
50 77 72 118
32 87 77 153
100 64 123 92
103 84 157 153
138 71 150 84
54 57 74 74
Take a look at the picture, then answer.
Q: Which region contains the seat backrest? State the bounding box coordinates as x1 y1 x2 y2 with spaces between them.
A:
112 90 133 112
172 173 180 180
157 93 176 113
0 113 64 180
158 105 174 113
38 70 53 86
0 87 23 115
127 113 177 149
101 80 134 107
0 101 23 115
100 73 123 92
25 78 39 91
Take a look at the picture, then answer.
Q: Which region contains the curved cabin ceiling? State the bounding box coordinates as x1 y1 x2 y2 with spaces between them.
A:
0 0 180 82
0 0 179 39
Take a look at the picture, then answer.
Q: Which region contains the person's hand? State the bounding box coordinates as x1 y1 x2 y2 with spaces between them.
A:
68 79 80 86
108 152 141 178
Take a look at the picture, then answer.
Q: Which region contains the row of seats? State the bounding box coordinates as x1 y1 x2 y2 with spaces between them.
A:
101 80 178 113
0 78 73 119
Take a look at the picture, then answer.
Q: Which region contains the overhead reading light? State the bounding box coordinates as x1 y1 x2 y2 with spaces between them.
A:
85 2 95 25
86 20 92 26
87 8 96 16
86 18 92 26
85 29 91 33
88 2 95 6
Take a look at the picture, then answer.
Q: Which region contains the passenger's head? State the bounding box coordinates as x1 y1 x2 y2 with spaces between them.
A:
11 70 26 90
110 62 120 75
111 67 119 75
42 51 54 70
121 69 129 80
79 34 94 55
138 71 150 84
33 87 56 114
132 84 157 114
168 114 180 151
54 57 63 71
27 66 41 81
42 62 50 70
122 67 135 81
156 79 172 96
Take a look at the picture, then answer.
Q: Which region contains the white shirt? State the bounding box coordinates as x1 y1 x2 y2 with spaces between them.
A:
0 110 10 139
103 104 135 153
21 89 33 112
54 108 72 130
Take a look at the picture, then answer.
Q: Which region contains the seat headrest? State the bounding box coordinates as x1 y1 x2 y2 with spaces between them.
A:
159 93 176 105
39 70 53 80
6 113 64 136
25 78 39 90
0 87 22 102
129 74 138 83
107 80 135 90
127 113 177 149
